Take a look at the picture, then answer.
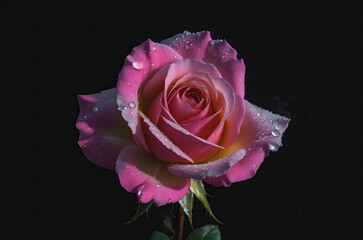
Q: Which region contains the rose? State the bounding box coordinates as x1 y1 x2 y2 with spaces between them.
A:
76 31 290 206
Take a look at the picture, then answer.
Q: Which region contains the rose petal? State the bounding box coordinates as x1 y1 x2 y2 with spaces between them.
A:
116 145 190 206
162 31 245 100
220 94 245 147
139 111 194 164
76 88 134 170
168 89 198 122
161 30 212 59
180 110 222 140
117 39 183 135
203 39 245 99
204 100 290 187
158 116 224 163
167 149 246 179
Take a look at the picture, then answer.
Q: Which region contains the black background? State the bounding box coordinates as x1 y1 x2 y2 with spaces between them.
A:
2 1 361 239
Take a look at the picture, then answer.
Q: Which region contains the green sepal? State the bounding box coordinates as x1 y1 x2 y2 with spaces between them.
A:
124 200 153 224
149 231 170 240
163 206 175 234
190 179 222 224
178 190 194 230
186 224 221 240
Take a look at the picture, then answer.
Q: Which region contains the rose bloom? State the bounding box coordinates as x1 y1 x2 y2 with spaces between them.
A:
76 31 290 206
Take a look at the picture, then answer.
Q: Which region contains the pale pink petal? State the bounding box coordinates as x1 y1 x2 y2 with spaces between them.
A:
168 90 197 122
116 145 190 206
139 111 194 164
203 39 245 99
167 149 246 179
76 88 134 170
161 30 212 59
116 39 183 135
204 100 290 187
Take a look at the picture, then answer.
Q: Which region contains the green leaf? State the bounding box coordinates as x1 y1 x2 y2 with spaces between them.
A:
179 190 194 229
124 200 153 224
149 231 170 240
190 179 222 224
163 206 175 234
186 224 221 240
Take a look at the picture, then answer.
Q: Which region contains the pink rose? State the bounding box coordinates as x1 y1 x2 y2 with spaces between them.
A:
76 31 290 206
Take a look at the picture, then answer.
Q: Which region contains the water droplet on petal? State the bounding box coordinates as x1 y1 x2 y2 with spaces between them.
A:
156 184 160 188
151 63 155 67
93 106 98 111
168 198 172 203
271 129 281 137
272 119 285 130
185 43 192 50
152 46 157 51
127 82 131 86
257 112 262 116
128 102 136 109
268 143 279 152
132 61 144 70
118 105 128 111
137 190 143 198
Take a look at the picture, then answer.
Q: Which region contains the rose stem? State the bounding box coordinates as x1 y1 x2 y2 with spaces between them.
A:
177 204 184 240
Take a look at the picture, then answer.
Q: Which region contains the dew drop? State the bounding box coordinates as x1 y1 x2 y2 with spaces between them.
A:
83 144 87 148
128 101 136 109
132 61 144 70
185 43 192 50
93 106 98 111
268 143 279 152
168 198 172 203
151 63 155 67
156 184 160 188
257 112 262 116
118 106 128 111
127 82 131 86
137 190 143 198
152 46 157 51
271 129 281 137
272 119 285 130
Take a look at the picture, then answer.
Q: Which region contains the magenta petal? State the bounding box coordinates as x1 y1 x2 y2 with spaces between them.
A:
203 39 245 99
76 88 134 170
167 149 246 179
204 100 290 187
116 145 190 206
161 30 212 59
116 39 183 134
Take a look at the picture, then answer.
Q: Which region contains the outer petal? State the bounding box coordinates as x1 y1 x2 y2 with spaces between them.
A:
116 39 183 135
204 100 290 187
203 39 245 99
161 30 212 60
116 145 190 206
76 88 134 170
162 31 245 99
